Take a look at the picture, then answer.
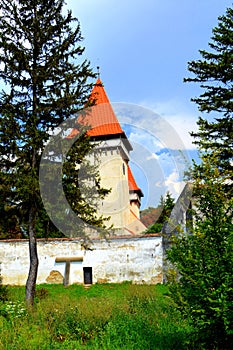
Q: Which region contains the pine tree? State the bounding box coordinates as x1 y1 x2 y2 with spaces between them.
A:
184 6 233 176
39 130 111 239
167 152 233 348
0 0 105 304
167 6 233 346
146 192 175 233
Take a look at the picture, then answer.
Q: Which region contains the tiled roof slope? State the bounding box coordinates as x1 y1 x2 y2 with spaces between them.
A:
67 78 124 139
127 165 143 197
84 78 124 137
68 78 143 200
89 78 110 105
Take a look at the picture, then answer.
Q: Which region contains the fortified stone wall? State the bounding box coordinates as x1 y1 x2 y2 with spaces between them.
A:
0 234 163 286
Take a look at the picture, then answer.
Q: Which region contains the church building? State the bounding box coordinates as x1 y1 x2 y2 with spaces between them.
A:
0 79 192 287
1 79 186 286
69 78 147 235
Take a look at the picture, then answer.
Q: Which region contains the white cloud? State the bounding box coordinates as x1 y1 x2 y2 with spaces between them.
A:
128 138 188 207
113 102 191 155
138 99 199 150
147 153 159 161
111 102 192 208
164 172 186 200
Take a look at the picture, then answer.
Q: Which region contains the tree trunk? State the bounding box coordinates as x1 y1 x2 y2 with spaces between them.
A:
26 206 38 306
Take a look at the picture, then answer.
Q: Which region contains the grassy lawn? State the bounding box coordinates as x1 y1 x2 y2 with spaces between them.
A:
0 283 194 350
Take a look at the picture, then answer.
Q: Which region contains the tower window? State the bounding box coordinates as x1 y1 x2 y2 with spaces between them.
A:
122 163 125 175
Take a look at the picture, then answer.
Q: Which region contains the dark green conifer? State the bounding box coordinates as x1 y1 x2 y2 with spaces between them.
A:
185 6 233 176
167 6 233 347
0 0 107 304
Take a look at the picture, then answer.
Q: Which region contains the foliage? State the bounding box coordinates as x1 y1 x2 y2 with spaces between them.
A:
0 301 27 320
184 6 233 176
0 267 8 302
146 222 163 234
167 152 233 349
39 131 111 238
0 0 109 303
0 171 24 239
145 192 175 233
168 6 233 347
0 0 108 240
0 283 194 349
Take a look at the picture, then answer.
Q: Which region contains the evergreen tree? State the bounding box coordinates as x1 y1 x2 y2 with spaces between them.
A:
39 130 111 239
167 152 233 349
0 170 22 239
0 0 105 304
146 192 175 233
184 6 233 176
167 6 233 346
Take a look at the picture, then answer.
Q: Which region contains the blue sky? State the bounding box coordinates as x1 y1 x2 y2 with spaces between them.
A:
68 0 232 208
71 0 232 105
2 1 232 209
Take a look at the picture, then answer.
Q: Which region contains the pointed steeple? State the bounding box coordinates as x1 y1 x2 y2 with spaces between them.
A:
67 78 132 152
89 78 111 105
86 78 124 137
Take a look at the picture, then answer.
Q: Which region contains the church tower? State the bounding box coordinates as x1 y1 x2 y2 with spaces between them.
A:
70 78 146 235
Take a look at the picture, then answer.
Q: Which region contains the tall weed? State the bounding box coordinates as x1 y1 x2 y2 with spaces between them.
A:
1 283 193 349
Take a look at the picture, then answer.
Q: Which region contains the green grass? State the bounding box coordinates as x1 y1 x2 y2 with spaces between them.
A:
0 283 194 350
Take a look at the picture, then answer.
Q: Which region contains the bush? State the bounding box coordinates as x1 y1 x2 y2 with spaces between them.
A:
0 266 8 302
35 287 49 301
146 222 163 233
167 154 233 349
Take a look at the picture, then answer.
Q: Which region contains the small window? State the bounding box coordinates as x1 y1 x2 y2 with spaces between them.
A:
122 163 125 175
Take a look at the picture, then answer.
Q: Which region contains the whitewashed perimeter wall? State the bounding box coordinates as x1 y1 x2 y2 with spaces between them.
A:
0 235 163 286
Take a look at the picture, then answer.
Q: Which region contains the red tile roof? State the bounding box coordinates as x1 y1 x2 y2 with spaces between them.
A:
128 164 143 197
68 78 124 138
68 78 143 200
87 79 124 136
89 78 110 105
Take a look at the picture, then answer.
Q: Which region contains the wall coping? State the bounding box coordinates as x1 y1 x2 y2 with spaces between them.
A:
0 233 161 243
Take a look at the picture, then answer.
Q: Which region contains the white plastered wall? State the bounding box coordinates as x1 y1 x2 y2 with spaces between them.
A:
0 235 163 286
